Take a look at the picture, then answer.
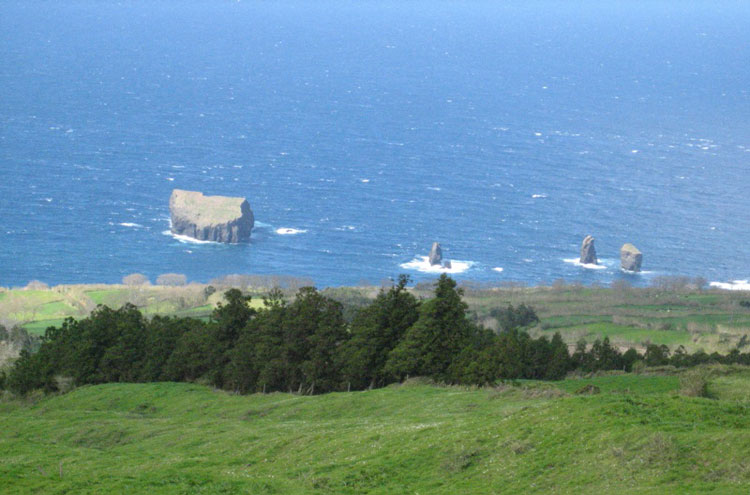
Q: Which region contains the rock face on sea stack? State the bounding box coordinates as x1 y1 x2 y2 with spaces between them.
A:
169 189 254 243
620 243 643 272
580 235 598 265
428 242 443 266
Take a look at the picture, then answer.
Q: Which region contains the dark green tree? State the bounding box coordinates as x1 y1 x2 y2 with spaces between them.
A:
571 339 593 372
491 303 539 332
164 325 214 382
622 348 640 372
141 316 202 381
227 289 287 393
644 343 670 366
339 275 420 389
206 289 256 387
291 287 348 393
545 332 571 380
385 274 473 381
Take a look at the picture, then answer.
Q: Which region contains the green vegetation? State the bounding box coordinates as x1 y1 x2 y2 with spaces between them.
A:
461 282 750 353
6 276 749 398
2 370 750 494
3 276 750 493
2 277 749 356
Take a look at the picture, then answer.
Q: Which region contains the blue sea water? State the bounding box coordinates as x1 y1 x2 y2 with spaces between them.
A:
1 0 749 288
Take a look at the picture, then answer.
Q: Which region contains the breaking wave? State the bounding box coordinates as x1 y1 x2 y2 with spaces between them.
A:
709 280 750 291
276 228 307 235
399 256 474 274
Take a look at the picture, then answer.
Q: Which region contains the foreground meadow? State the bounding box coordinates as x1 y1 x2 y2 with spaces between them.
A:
2 369 750 494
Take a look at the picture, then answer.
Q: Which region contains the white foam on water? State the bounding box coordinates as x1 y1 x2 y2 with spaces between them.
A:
620 268 654 275
532 193 547 199
563 258 607 270
253 221 273 229
276 228 307 235
360 178 370 183
400 256 474 274
162 230 220 245
492 267 504 273
710 280 750 291
119 222 143 228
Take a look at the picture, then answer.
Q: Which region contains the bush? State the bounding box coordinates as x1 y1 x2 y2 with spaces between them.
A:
53 375 75 394
24 280 49 290
575 384 601 395
204 285 217 299
156 273 187 286
631 360 647 374
679 368 711 398
123 273 150 286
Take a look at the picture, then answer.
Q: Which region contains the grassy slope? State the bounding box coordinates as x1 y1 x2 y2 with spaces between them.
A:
2 373 750 494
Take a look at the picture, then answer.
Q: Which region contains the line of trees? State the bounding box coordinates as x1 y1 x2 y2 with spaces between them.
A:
3 274 750 396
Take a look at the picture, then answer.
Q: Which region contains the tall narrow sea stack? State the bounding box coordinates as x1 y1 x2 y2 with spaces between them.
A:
428 242 443 266
169 189 254 243
579 235 598 265
620 243 643 272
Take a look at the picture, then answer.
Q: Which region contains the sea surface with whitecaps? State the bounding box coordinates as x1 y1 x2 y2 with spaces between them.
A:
1 1 749 288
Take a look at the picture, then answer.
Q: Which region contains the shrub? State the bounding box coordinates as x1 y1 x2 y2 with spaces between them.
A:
679 368 711 398
575 384 601 395
156 273 187 286
53 375 75 394
631 360 647 374
123 273 150 286
24 280 49 290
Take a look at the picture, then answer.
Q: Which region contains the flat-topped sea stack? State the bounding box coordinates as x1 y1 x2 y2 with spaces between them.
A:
579 235 598 265
428 242 443 266
620 243 642 272
169 189 254 243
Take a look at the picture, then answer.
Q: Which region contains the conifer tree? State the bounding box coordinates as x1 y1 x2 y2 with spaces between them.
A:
339 275 420 389
385 274 472 381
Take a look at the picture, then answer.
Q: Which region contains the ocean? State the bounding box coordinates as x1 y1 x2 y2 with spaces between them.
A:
1 0 749 288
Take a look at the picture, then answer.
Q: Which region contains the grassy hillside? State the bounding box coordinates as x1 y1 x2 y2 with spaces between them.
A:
2 370 750 494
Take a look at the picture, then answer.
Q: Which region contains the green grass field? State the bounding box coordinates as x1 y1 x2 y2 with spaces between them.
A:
2 370 750 494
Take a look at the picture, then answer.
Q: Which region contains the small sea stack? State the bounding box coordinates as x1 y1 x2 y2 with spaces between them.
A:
579 235 598 265
620 243 643 272
169 189 254 243
428 242 443 266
